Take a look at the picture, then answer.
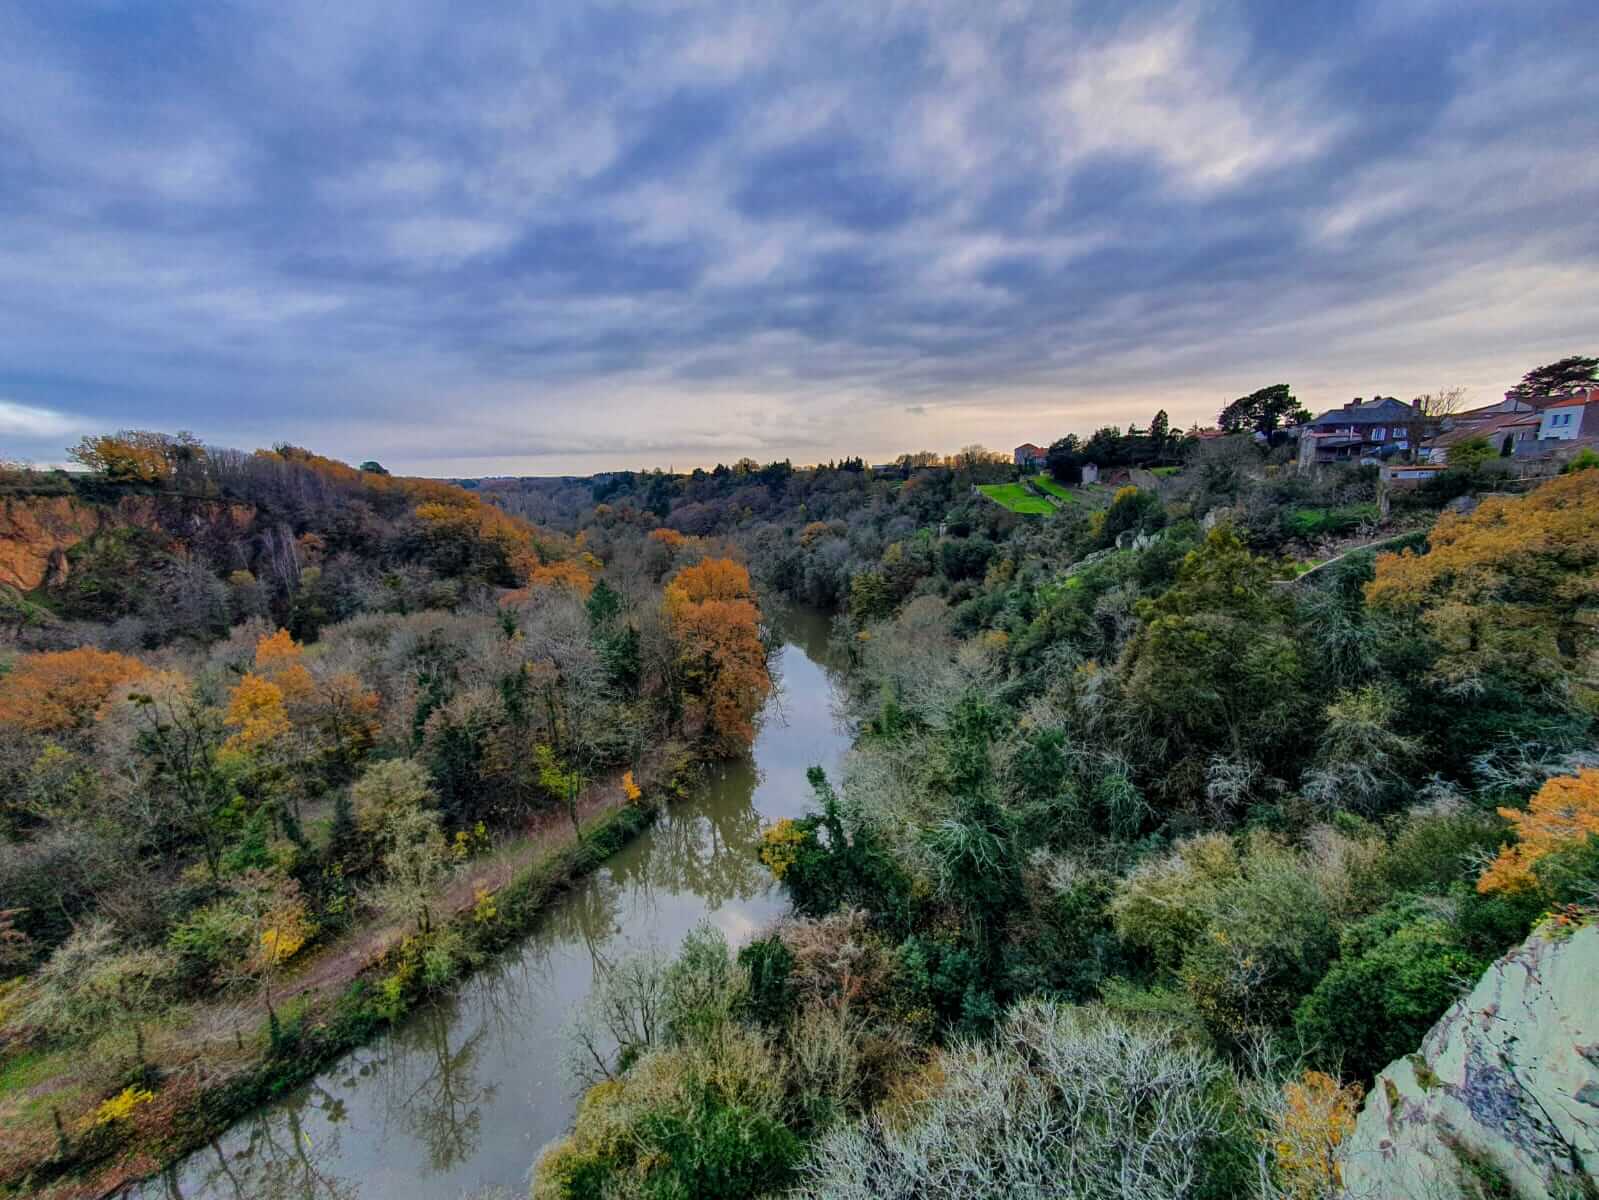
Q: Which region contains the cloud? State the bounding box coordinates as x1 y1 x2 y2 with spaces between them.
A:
0 1 1595 473
0 400 85 439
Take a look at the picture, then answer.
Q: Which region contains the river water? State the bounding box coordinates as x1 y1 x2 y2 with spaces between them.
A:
133 607 848 1200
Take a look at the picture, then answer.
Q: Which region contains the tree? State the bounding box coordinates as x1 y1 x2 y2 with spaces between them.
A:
358 460 389 475
68 430 204 483
1410 387 1468 421
1047 434 1085 483
1120 528 1304 795
227 869 313 1043
0 647 148 733
375 788 453 936
123 670 229 881
1446 436 1494 473
1365 470 1599 699
1477 769 1599 894
664 559 771 750
794 1000 1231 1200
1506 354 1598 401
1218 384 1303 436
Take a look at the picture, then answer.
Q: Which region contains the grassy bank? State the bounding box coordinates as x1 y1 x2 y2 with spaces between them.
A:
5 790 672 1199
976 482 1053 514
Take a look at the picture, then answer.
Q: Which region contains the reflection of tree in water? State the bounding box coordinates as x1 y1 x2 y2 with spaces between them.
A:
535 863 628 975
613 767 771 907
143 1083 357 1200
378 1001 496 1174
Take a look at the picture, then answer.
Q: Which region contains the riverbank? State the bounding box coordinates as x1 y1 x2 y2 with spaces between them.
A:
2 755 697 1200
104 610 848 1200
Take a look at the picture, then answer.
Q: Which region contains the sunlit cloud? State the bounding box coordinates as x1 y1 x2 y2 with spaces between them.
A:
0 1 1594 472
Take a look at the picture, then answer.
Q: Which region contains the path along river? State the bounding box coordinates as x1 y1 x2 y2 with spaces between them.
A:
132 607 848 1200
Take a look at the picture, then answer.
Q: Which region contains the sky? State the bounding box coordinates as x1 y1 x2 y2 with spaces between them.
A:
2 1 1597 477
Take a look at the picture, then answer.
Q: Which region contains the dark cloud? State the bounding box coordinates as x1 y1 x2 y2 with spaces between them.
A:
0 0 1596 472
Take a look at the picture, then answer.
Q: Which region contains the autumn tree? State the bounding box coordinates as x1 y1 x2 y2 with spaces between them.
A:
664 558 771 750
226 869 312 1044
1265 1070 1362 1200
1478 769 1599 894
1365 469 1599 701
67 429 205 483
0 647 148 733
1506 354 1598 401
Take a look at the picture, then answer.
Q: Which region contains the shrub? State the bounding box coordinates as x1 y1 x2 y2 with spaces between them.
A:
1293 899 1484 1082
535 1027 798 1200
1264 1070 1362 1200
794 1000 1233 1200
1110 834 1240 973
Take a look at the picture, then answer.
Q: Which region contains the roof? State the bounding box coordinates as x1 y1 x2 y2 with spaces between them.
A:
1014 443 1046 455
1309 397 1420 427
1538 388 1598 410
1425 410 1540 449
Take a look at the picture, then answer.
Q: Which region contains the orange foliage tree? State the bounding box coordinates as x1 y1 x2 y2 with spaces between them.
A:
1365 470 1599 701
664 558 770 750
1478 768 1599 894
0 647 149 732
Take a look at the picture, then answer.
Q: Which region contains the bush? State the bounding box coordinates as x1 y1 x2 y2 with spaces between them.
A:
534 1027 799 1200
794 999 1234 1200
1293 899 1484 1082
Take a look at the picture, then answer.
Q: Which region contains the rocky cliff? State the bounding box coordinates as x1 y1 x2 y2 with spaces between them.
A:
0 493 256 592
1341 920 1598 1199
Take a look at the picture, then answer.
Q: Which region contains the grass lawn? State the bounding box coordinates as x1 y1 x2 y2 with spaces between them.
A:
1029 474 1076 502
978 482 1054 514
1152 466 1182 477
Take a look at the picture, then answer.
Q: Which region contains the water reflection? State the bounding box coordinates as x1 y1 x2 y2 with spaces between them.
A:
133 607 847 1200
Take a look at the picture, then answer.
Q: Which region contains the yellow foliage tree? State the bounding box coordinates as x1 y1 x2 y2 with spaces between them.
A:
1478 768 1599 894
1267 1070 1362 1200
223 672 291 752
0 646 149 732
68 430 201 483
1366 470 1599 701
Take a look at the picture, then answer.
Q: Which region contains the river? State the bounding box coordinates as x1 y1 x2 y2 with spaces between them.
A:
133 606 848 1200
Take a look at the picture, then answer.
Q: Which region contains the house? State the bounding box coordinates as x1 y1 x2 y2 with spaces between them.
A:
1423 408 1542 462
1536 388 1599 442
1299 396 1423 466
871 462 907 480
1422 389 1599 462
1013 443 1047 469
1080 462 1100 484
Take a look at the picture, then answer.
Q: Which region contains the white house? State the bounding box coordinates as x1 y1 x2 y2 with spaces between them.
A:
1081 462 1100 484
1537 391 1595 441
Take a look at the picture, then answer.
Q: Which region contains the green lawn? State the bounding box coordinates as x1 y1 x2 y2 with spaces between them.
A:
1029 474 1076 502
1151 466 1182 477
977 483 1054 514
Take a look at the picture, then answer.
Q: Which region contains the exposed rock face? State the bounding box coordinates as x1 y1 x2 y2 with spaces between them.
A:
0 494 258 591
1341 922 1599 1199
0 496 103 590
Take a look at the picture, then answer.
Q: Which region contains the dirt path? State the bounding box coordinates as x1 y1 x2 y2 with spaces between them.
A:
274 771 629 1008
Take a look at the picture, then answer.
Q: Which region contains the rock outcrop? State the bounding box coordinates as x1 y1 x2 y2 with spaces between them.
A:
1341 921 1599 1199
0 496 103 591
0 494 257 592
